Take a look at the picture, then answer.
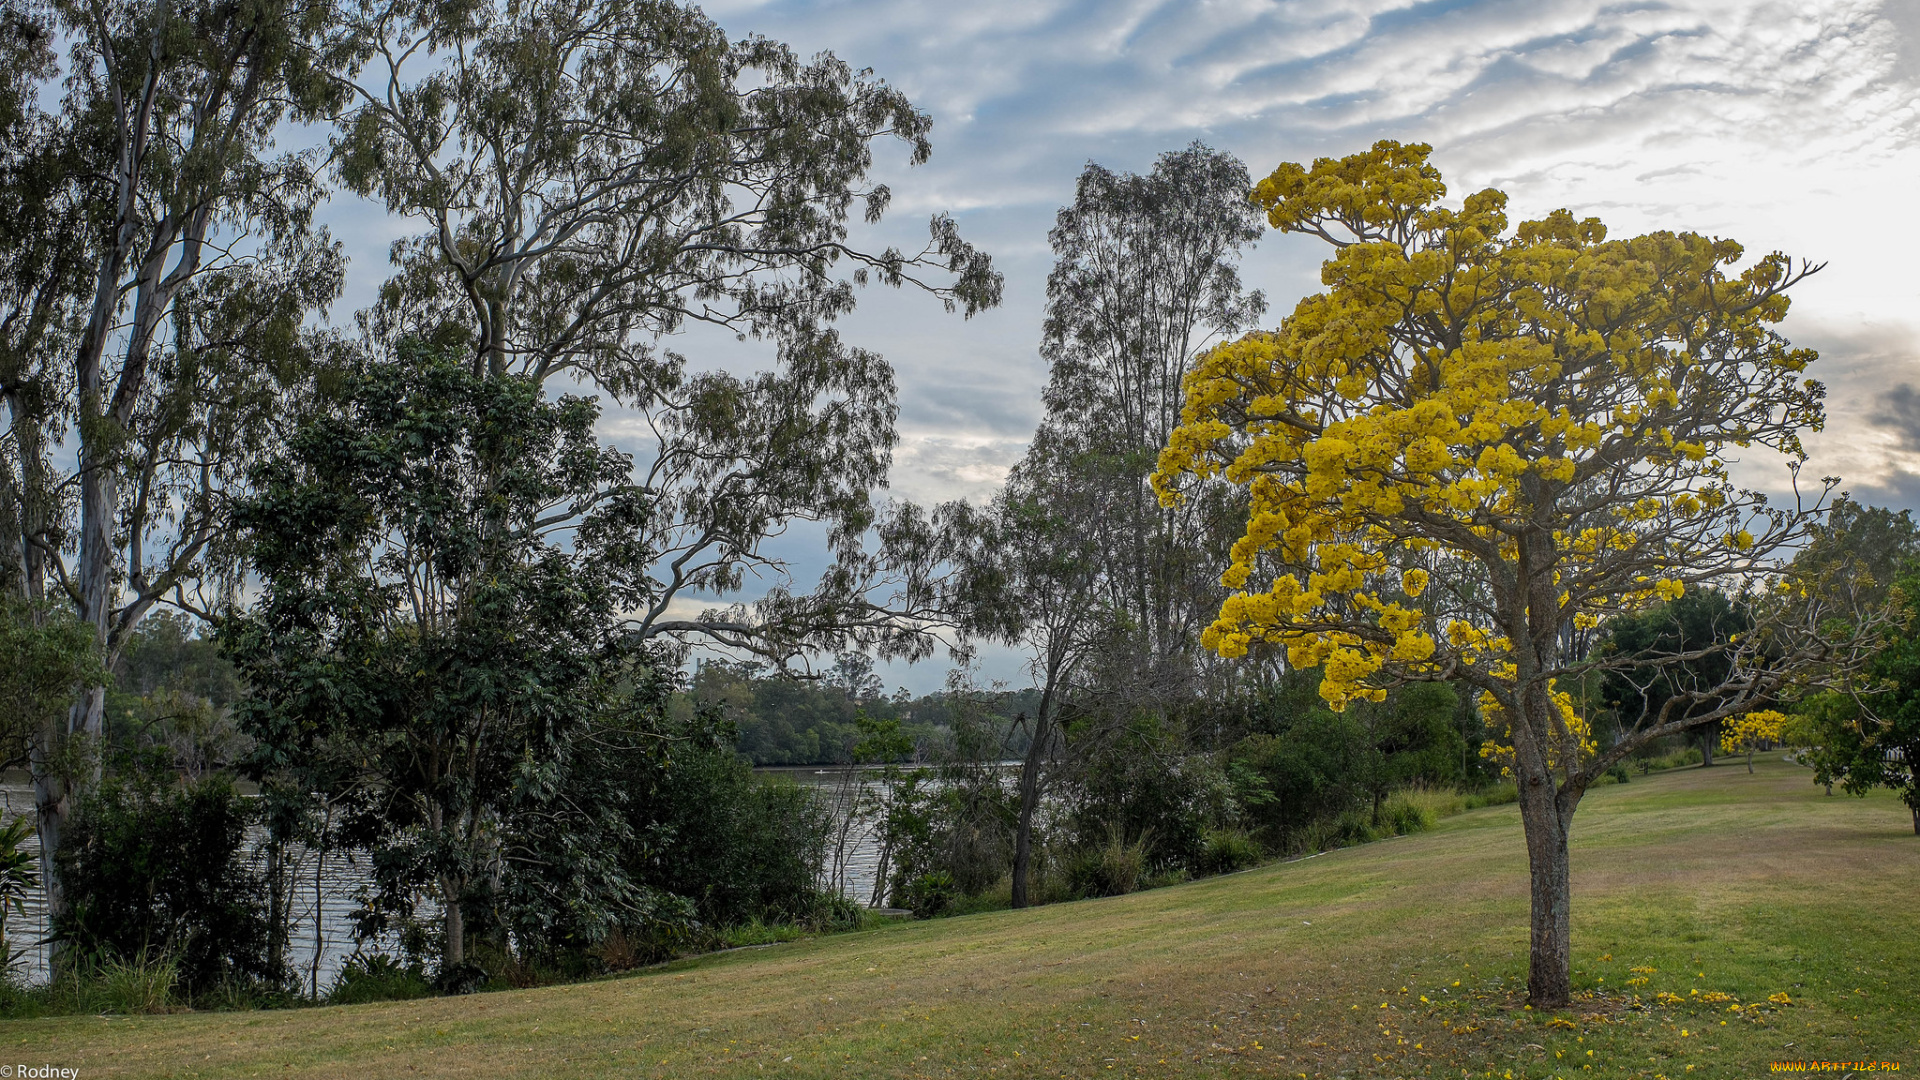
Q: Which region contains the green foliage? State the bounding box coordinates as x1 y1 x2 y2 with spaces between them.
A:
1063 826 1151 899
1599 587 1752 757
641 741 838 930
53 773 275 997
1231 710 1372 841
900 872 959 920
0 596 105 769
1059 714 1230 873
1797 569 1920 832
1374 790 1436 836
681 658 1036 765
1193 828 1263 877
0 815 36 970
228 344 675 966
877 765 1018 907
1372 681 1471 789
326 955 432 1006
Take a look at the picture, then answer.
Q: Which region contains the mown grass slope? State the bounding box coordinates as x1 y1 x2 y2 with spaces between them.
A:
18 758 1917 1078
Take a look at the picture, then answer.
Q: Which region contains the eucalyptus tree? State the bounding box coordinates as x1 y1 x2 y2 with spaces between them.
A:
1 0 355 923
1038 143 1264 691
333 0 1000 665
953 146 1263 902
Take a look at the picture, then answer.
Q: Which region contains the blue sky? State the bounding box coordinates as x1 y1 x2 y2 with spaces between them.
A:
323 0 1920 693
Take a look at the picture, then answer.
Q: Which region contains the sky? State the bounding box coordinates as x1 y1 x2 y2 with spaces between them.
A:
325 0 1920 693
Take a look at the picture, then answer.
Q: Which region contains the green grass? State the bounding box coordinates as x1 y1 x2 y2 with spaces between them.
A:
10 758 1917 1078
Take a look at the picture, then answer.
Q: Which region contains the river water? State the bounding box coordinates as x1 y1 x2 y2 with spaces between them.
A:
0 768 895 991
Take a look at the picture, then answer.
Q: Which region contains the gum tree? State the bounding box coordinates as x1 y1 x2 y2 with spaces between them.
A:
2 0 352 925
332 0 998 665
1152 141 1879 1007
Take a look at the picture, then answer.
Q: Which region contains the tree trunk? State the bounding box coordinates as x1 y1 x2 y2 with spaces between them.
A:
1011 692 1056 909
28 748 67 943
1699 729 1714 767
443 876 465 968
36 431 119 933
1911 803 1918 837
1518 774 1573 1009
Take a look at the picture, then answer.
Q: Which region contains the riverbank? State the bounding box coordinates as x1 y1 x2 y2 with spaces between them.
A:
12 758 1916 1077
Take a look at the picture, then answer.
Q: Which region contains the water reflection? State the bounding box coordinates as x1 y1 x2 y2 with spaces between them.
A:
0 770 891 990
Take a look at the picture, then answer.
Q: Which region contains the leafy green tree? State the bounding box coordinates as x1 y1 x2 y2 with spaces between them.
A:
956 145 1264 907
1794 499 1920 606
225 346 667 971
333 0 998 665
1800 568 1920 834
1037 143 1265 693
948 425 1111 908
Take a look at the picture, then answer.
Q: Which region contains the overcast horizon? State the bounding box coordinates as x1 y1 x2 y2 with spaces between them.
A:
319 0 1920 693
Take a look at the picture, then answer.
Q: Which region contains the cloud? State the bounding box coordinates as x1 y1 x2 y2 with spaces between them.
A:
1869 384 1920 454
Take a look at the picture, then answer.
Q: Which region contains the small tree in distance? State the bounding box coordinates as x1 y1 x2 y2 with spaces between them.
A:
1152 141 1887 1007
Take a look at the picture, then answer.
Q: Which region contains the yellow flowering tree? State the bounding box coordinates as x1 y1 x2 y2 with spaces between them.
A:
1152 141 1873 1008
1720 709 1786 773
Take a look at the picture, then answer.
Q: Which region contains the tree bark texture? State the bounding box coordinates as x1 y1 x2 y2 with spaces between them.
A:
1518 774 1573 1009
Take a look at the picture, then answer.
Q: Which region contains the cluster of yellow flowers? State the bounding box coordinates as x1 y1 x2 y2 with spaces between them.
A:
1477 682 1597 778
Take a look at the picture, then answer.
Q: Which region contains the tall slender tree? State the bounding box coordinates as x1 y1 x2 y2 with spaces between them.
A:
960 144 1265 904
1037 143 1265 696
2 0 354 924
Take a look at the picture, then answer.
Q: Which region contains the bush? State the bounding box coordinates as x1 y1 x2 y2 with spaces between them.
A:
901 871 958 919
1065 827 1150 899
54 773 276 997
327 954 433 1005
1375 791 1437 836
1061 716 1225 873
643 745 837 929
1463 781 1519 809
876 763 1018 910
1194 829 1264 876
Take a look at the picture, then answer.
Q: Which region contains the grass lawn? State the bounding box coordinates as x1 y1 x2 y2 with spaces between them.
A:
15 757 1917 1078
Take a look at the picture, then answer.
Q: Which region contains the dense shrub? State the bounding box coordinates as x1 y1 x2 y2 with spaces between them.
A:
327 954 433 1004
1230 709 1373 839
54 774 277 997
643 743 837 929
1193 828 1263 876
1059 715 1230 873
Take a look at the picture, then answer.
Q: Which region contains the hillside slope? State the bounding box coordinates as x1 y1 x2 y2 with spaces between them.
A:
20 759 1918 1078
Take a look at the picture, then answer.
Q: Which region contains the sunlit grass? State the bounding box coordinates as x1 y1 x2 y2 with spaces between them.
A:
14 757 1916 1078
